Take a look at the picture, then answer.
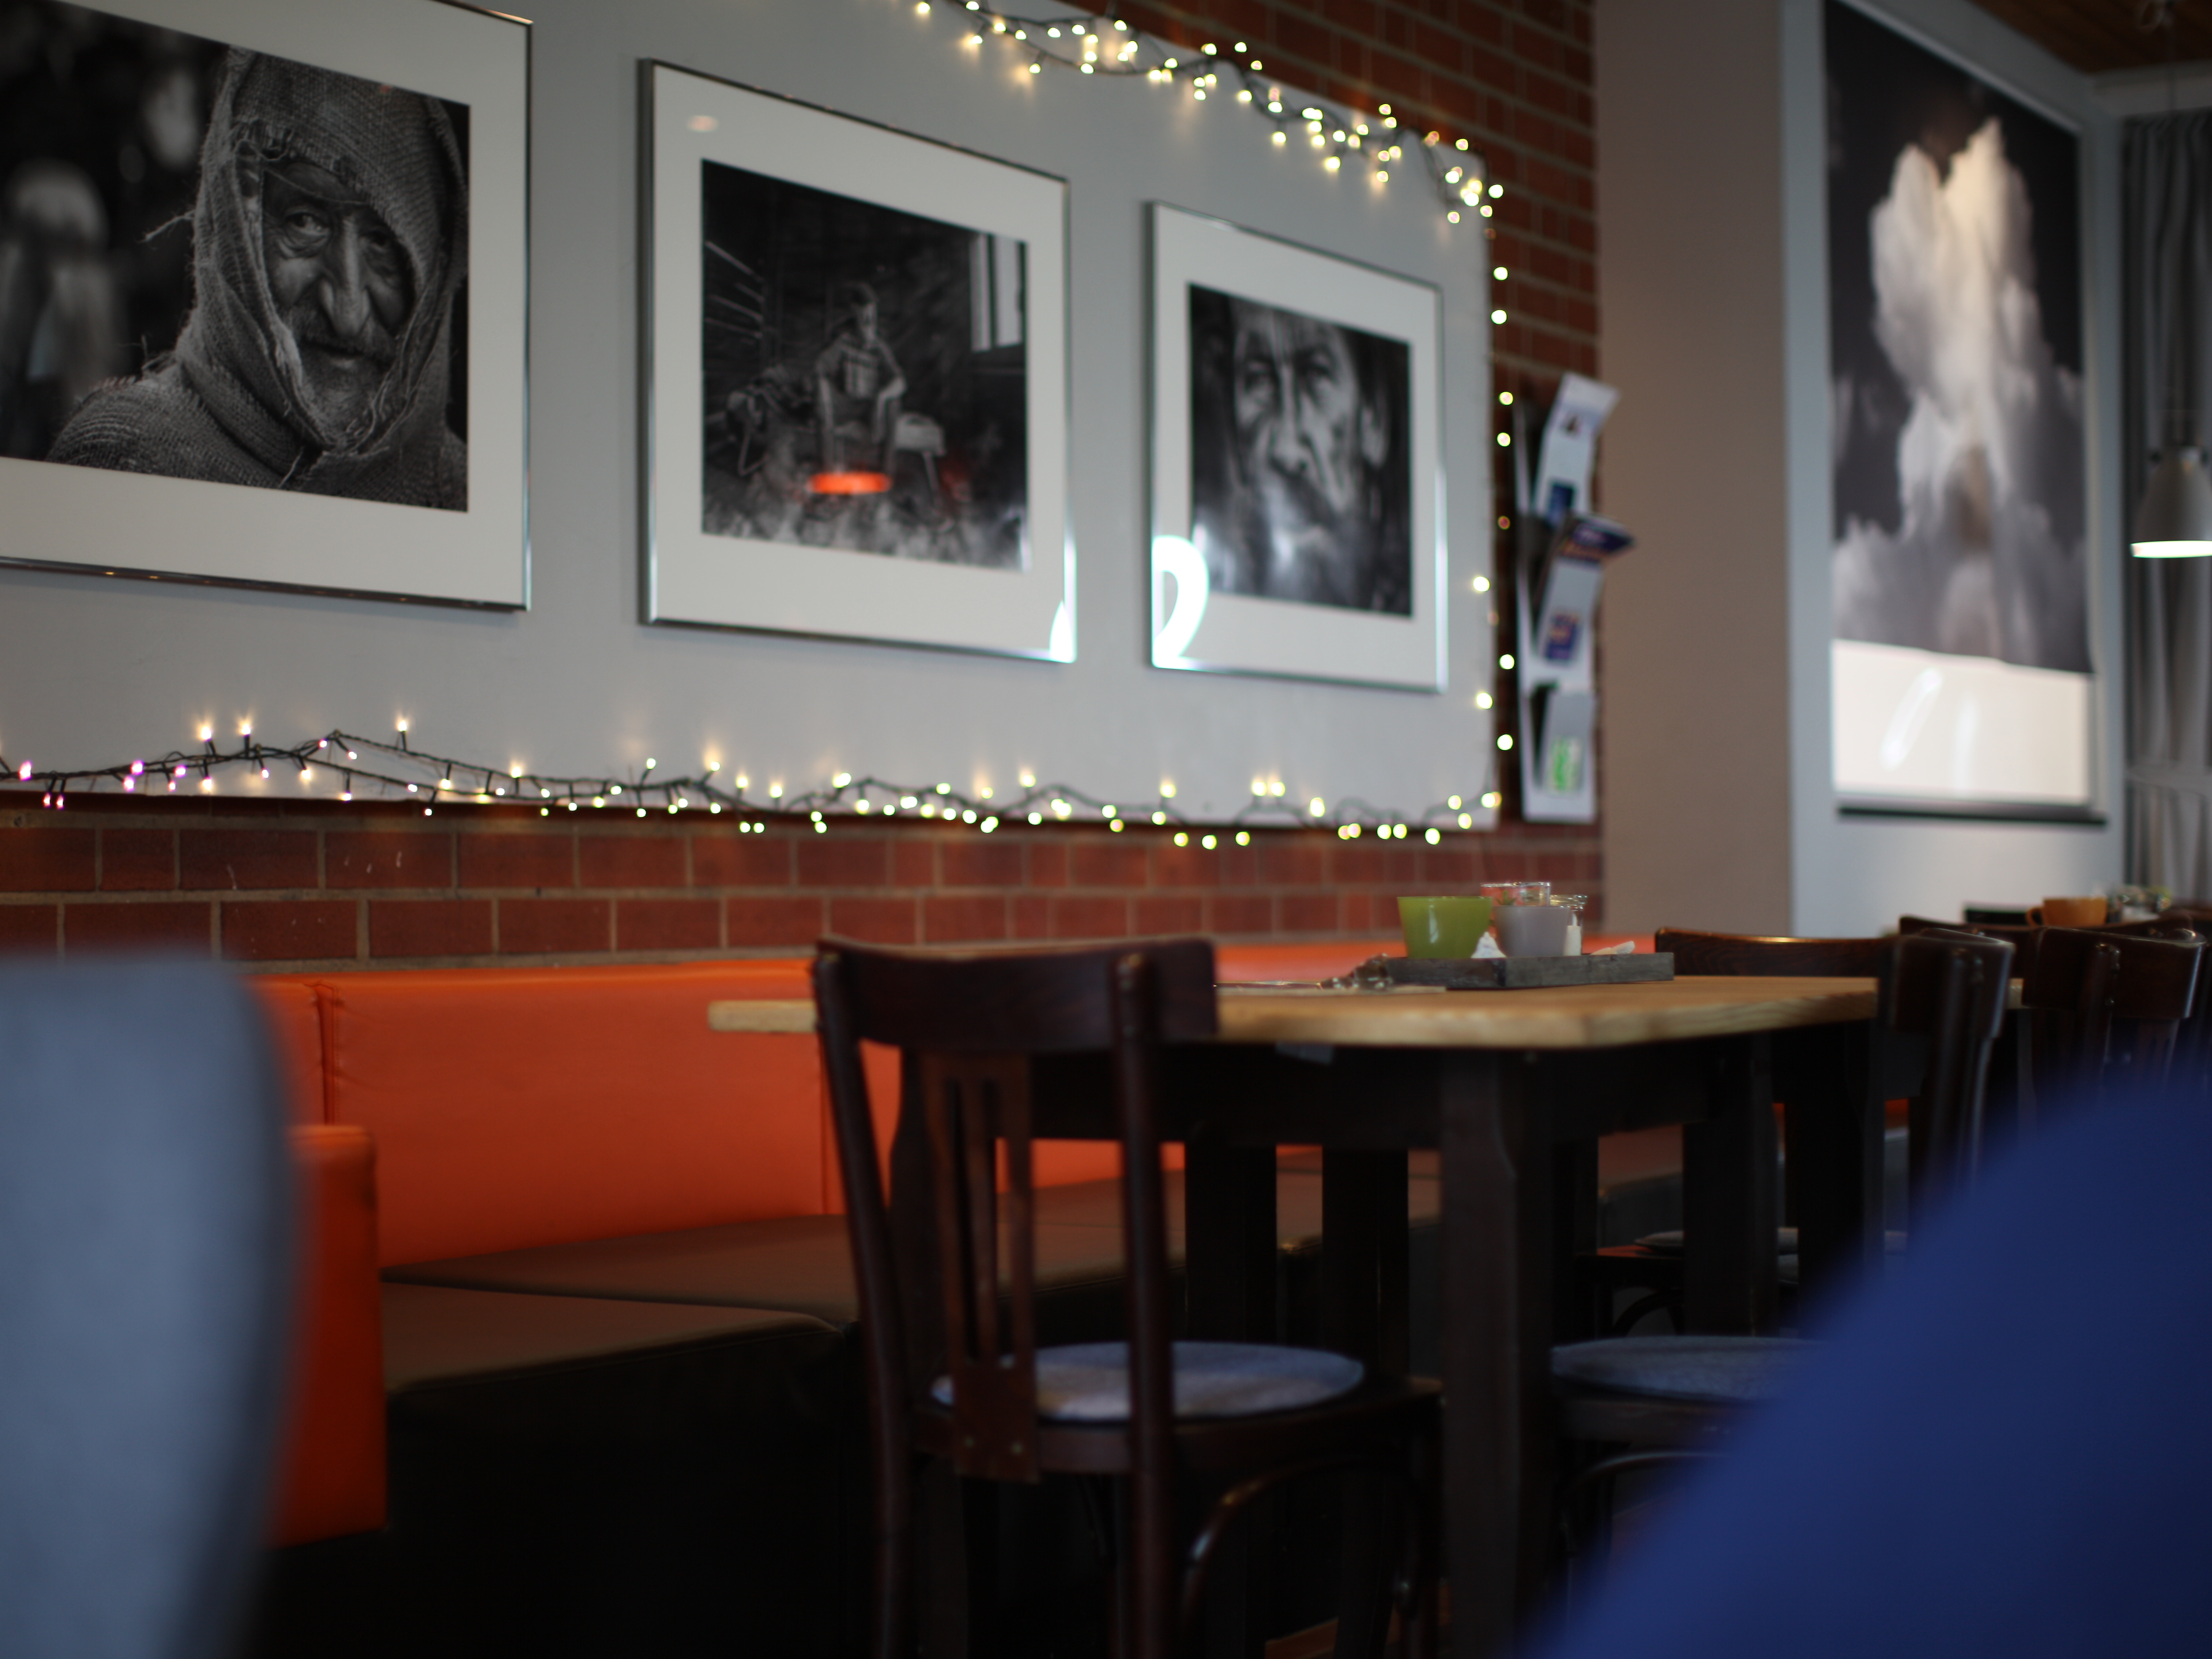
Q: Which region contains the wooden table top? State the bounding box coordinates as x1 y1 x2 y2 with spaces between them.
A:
707 975 1884 1051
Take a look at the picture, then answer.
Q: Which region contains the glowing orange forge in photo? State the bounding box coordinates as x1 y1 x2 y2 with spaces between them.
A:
809 471 891 496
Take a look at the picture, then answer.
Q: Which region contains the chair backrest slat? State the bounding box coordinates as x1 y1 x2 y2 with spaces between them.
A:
827 937 1217 1052
1893 930 2014 1196
920 1051 1040 1480
1655 929 1894 978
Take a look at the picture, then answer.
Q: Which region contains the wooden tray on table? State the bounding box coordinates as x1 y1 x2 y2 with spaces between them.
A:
1380 952 1675 990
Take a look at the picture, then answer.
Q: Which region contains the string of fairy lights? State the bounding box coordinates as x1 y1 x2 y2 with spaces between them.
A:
918 3 1503 233
0 723 1505 842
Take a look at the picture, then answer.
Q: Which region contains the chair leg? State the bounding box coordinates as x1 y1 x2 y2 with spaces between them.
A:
1394 1419 1442 1659
1555 1448 1719 1604
1332 1465 1396 1659
871 1451 918 1659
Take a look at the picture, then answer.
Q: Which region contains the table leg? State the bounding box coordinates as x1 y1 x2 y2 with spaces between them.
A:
1551 1138 1600 1344
1323 1150 1410 1659
1683 1035 1779 1334
1438 1050 1542 1657
1184 1137 1277 1659
1185 1138 1278 1341
1779 1022 1883 1301
1322 1149 1410 1372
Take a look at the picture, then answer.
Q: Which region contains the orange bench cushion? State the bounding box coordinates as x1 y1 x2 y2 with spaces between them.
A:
270 1124 386 1547
323 961 827 1266
250 975 331 1124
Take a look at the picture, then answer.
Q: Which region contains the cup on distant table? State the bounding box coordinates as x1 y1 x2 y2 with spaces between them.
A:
2028 896 2109 927
1481 880 1551 909
1494 902 1571 957
1398 896 1493 958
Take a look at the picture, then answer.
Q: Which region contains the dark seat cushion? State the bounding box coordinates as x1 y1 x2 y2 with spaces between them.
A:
384 1213 1149 1346
374 1284 856 1659
1552 1336 1819 1405
383 1281 842 1394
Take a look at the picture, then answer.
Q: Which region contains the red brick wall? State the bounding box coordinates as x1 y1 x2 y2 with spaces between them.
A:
0 794 1601 971
1121 0 1599 392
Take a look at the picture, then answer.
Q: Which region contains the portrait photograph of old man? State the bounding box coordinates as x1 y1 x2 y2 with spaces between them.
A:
0 0 470 510
1187 284 1411 616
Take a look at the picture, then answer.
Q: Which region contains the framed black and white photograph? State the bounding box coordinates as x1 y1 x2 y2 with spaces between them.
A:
644 63 1070 659
1149 203 1442 689
0 0 529 606
1826 0 2093 813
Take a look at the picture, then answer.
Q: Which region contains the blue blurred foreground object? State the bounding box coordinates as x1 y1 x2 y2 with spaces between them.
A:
0 961 291 1659
1529 1080 2212 1659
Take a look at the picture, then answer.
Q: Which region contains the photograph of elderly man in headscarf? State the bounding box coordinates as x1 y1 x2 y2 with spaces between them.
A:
1188 286 1412 615
1 7 469 511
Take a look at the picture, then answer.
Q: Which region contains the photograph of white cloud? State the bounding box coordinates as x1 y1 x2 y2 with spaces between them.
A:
1826 0 2093 812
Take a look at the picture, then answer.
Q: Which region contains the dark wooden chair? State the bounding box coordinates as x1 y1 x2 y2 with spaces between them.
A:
1549 930 2015 1581
814 937 1440 1659
1579 929 1902 1334
1656 928 1896 978
1901 916 2207 1103
2018 925 2203 1106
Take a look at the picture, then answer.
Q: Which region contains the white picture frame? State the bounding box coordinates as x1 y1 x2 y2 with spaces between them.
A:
1149 202 1444 690
643 63 1072 661
0 0 530 609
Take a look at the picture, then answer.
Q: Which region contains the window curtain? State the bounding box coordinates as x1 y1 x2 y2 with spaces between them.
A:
2126 112 2212 898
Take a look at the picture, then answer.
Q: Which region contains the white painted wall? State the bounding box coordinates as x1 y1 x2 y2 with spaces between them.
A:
0 0 1496 825
1596 0 1795 936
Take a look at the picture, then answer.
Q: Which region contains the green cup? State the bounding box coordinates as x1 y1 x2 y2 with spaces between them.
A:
1397 895 1494 959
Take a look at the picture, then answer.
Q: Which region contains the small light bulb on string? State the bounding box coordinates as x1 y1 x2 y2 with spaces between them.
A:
1235 831 1250 845
1309 797 1325 817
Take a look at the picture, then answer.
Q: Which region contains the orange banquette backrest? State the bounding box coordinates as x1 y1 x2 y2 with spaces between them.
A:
249 943 1419 1269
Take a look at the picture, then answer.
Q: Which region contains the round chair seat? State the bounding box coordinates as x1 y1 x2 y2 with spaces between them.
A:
1552 1336 1818 1405
933 1341 1364 1423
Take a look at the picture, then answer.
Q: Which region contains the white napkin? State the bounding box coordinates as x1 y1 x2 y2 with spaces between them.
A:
1474 932 1506 958
1586 939 1636 956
